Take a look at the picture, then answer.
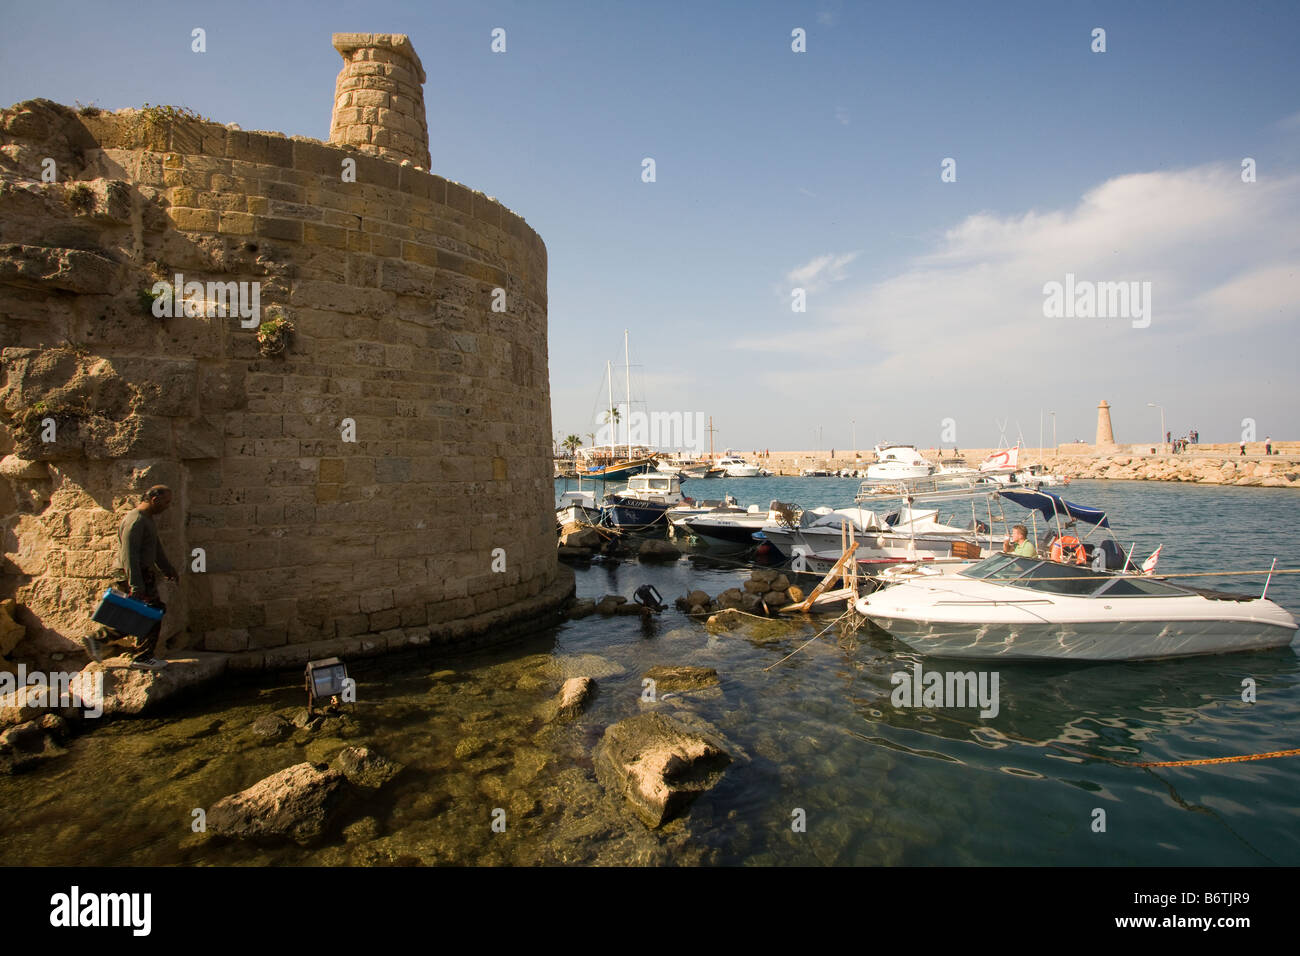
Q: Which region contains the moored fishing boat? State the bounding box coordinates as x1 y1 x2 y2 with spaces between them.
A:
600 471 689 531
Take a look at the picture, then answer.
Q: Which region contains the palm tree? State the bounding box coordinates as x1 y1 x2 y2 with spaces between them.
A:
563 434 582 457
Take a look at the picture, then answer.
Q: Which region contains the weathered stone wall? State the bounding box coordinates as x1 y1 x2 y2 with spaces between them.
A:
0 97 566 670
329 33 432 170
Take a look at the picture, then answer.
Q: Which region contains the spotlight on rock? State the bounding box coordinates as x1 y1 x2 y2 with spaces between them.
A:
305 657 349 715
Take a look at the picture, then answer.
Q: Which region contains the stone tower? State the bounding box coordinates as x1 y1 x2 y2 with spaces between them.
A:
329 32 432 169
1095 400 1117 448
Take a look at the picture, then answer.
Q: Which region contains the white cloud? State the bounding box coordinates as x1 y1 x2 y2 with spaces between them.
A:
834 106 850 126
786 251 860 291
1276 109 1300 131
748 163 1300 440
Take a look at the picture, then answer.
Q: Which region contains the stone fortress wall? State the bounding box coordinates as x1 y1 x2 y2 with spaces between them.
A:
0 34 569 672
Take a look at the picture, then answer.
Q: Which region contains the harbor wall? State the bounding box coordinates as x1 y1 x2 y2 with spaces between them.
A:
736 446 1300 487
0 95 568 671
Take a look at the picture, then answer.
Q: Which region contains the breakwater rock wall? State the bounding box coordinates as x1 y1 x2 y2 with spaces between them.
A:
1041 454 1300 488
0 77 568 671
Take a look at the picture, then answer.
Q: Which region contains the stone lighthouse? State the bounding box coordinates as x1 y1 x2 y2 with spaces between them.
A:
329 33 432 169
1095 400 1117 450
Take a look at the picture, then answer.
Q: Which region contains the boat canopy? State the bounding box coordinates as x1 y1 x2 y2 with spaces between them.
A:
999 489 1110 528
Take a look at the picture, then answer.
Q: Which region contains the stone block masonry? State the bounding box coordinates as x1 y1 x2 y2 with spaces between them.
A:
0 33 569 670
330 33 432 171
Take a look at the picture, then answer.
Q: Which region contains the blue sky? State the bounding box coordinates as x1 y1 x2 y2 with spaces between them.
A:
3 1 1298 451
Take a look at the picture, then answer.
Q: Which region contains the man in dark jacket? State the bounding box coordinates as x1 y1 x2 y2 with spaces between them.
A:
86 485 178 669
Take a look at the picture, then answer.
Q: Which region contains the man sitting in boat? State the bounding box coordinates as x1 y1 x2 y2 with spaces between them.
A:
1001 524 1038 559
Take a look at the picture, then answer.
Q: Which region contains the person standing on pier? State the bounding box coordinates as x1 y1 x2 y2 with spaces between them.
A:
1265 436 1272 455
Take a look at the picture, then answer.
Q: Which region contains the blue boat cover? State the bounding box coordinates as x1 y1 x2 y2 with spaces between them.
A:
999 489 1110 528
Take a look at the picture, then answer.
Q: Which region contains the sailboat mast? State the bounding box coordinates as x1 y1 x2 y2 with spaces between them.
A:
624 329 632 461
606 360 614 459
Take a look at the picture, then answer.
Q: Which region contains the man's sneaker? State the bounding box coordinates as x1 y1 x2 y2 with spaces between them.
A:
129 657 168 671
81 633 103 663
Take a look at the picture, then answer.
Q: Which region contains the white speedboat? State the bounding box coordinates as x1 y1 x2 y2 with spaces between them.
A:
684 500 794 546
717 456 762 477
666 494 742 529
866 443 934 481
854 552 1297 661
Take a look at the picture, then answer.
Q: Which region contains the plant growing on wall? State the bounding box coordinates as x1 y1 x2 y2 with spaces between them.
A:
132 103 214 145
257 305 294 357
65 183 95 214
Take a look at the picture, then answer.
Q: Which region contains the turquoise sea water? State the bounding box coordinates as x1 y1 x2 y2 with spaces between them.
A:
0 479 1295 865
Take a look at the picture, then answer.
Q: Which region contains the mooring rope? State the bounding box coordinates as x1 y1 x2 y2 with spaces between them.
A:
858 704 1300 769
763 610 855 671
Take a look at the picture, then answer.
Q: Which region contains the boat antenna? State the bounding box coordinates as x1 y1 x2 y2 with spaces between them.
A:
624 329 632 462
1262 557 1278 599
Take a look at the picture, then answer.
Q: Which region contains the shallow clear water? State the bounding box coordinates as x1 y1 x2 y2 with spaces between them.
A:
0 479 1296 865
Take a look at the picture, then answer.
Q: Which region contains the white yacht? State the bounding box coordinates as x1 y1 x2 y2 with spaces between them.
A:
717 456 762 477
866 443 934 481
854 552 1297 661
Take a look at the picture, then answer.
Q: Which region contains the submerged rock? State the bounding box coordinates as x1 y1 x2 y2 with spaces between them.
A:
343 816 380 843
596 594 627 615
567 599 597 619
642 666 720 693
251 713 293 740
554 677 597 721
454 736 491 760
705 609 745 631
0 717 66 773
331 746 402 790
206 762 350 845
559 654 627 680
638 539 681 561
594 713 733 828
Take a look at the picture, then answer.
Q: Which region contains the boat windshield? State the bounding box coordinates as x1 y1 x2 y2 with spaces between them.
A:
960 555 1036 579
961 555 1189 597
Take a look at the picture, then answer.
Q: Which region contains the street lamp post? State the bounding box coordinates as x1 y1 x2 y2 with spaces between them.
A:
851 419 856 452
1050 411 1057 454
1147 402 1165 452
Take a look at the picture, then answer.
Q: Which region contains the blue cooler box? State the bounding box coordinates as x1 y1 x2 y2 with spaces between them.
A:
92 588 164 637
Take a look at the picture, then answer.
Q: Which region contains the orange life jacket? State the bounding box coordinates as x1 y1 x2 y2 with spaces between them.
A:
1050 535 1086 565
